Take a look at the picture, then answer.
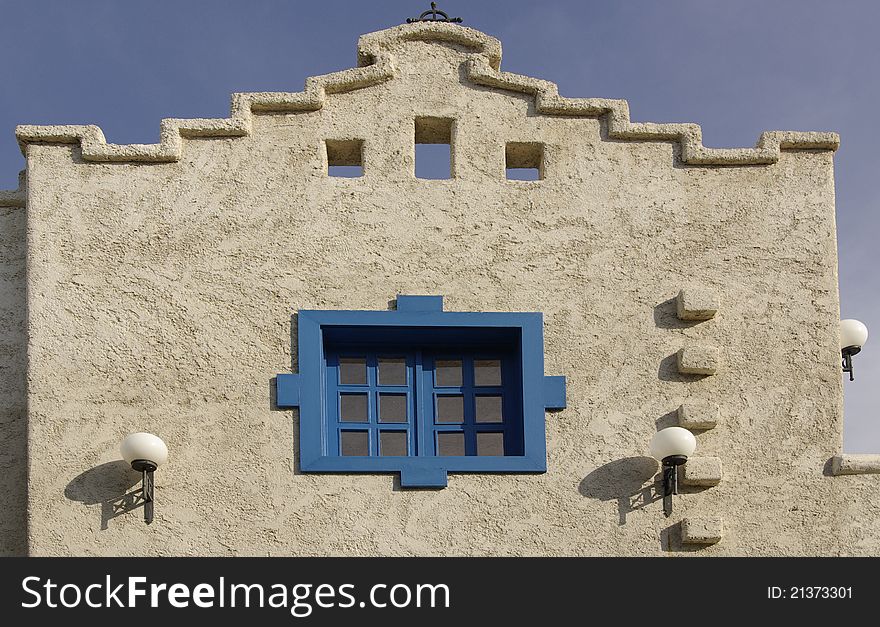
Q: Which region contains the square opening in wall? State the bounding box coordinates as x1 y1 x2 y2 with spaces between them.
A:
326 139 364 177
506 142 543 180
415 117 453 180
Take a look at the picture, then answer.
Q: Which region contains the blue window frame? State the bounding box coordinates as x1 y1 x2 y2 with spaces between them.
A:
276 295 566 487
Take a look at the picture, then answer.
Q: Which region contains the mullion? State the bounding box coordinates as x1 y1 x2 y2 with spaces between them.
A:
462 355 476 456
327 356 341 456
407 353 416 456
367 354 379 455
426 355 440 455
415 350 427 457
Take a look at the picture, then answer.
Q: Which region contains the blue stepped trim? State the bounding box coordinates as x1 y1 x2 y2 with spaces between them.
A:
396 295 444 312
400 467 448 488
276 374 301 407
543 376 567 410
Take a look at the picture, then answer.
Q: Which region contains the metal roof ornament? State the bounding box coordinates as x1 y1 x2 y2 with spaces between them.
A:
407 3 463 24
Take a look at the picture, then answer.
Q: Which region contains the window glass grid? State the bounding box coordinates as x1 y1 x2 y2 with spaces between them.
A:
428 355 509 457
327 350 516 458
328 353 415 456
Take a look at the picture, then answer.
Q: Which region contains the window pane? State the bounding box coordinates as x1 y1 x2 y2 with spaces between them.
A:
474 359 502 386
340 393 368 422
435 359 462 386
378 357 407 385
477 432 504 456
340 431 369 456
475 396 503 423
436 395 464 423
379 393 407 423
380 431 408 456
339 357 366 385
437 432 465 456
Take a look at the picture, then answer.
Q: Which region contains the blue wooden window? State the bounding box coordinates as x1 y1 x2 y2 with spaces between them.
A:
276 296 566 488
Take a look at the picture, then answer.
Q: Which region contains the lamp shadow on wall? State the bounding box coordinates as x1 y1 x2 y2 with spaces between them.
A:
579 457 661 525
64 461 145 530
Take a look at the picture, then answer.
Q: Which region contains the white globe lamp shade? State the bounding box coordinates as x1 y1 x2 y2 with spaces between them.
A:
120 432 168 468
650 427 696 461
840 319 868 351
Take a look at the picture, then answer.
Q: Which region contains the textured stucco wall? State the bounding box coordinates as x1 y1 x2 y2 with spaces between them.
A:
0 172 27 556
12 23 880 555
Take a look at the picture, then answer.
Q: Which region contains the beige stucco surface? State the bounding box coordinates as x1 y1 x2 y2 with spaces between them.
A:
4 23 880 555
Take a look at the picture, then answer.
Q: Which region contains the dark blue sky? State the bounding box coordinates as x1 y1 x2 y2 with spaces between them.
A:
2 1 878 450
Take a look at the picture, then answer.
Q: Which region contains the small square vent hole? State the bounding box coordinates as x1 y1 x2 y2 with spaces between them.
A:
326 139 364 177
415 117 453 180
506 142 543 180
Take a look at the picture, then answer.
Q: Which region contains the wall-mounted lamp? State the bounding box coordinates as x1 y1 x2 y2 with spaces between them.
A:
120 433 168 524
650 427 697 517
840 319 868 381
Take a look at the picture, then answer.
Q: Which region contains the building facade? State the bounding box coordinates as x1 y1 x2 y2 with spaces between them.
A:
1 21 878 556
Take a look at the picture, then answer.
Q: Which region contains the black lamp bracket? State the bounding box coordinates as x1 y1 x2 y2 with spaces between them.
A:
130 459 158 524
842 345 861 381
661 455 688 517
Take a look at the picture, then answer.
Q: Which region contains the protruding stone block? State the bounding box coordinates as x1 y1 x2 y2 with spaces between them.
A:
677 403 719 429
831 454 880 475
681 517 723 544
681 456 722 486
677 346 720 375
676 288 719 320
